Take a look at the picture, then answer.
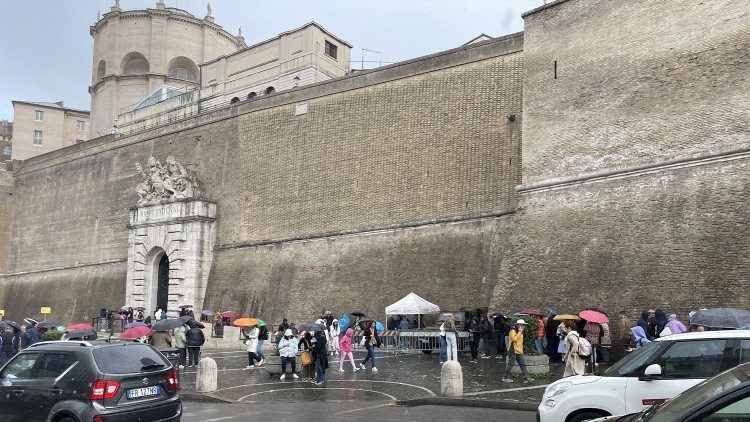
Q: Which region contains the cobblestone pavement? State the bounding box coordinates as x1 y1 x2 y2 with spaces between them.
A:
179 348 572 405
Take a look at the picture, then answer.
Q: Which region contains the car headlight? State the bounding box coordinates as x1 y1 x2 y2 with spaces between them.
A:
545 381 572 398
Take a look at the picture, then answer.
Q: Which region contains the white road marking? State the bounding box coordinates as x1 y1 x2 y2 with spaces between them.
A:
215 379 436 397
236 387 398 402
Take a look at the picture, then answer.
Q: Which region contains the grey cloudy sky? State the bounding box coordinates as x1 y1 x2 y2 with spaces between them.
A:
0 0 543 121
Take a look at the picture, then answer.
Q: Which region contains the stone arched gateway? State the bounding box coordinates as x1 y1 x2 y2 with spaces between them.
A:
125 156 216 317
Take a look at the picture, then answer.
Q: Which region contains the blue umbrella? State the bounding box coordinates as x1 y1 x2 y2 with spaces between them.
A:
126 321 148 329
201 309 214 316
339 314 350 332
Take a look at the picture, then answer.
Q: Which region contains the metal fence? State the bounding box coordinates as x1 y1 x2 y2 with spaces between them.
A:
351 329 472 353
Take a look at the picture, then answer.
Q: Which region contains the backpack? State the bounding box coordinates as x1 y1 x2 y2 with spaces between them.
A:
576 334 592 357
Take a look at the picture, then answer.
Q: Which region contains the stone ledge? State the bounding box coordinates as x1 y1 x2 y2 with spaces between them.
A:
396 397 538 412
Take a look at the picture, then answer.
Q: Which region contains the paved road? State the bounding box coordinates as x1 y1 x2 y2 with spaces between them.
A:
181 401 537 422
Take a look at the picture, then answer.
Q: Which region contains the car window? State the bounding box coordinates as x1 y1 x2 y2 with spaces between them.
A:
657 340 729 379
93 345 170 374
702 394 750 422
0 353 41 379
35 354 76 378
740 340 750 365
603 341 663 377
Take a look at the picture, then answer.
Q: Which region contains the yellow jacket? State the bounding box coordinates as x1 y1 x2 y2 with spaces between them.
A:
509 329 524 355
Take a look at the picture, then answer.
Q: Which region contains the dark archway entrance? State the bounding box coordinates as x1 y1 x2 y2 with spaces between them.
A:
156 254 170 312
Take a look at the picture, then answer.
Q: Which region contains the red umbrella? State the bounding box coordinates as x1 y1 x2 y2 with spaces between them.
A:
120 326 153 340
521 308 545 316
67 323 95 330
579 309 609 324
222 311 237 318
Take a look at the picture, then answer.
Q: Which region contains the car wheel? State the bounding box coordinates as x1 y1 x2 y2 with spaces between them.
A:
57 417 76 422
569 411 607 422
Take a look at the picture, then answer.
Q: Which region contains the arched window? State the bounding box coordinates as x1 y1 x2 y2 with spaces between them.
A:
97 60 106 80
167 56 198 82
230 97 240 105
247 92 257 100
122 52 149 75
265 86 275 95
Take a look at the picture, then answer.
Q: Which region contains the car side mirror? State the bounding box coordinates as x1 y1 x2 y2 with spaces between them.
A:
640 363 662 381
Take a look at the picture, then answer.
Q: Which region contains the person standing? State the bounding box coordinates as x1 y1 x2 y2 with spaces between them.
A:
299 332 314 382
444 315 458 362
467 315 480 363
359 321 380 371
339 327 358 371
278 329 299 380
501 320 530 383
619 311 634 355
151 329 172 350
185 322 205 368
599 322 612 363
99 307 108 331
438 320 447 364
665 314 687 335
654 309 668 338
312 330 328 386
583 320 601 363
545 314 560 362
479 314 493 358
398 316 410 350
492 312 507 362
534 315 546 355
243 324 261 368
173 326 187 369
256 323 269 364
329 319 341 356
563 321 586 376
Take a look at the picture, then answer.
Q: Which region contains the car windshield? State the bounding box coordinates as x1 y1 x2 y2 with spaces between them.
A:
603 341 664 377
639 365 748 421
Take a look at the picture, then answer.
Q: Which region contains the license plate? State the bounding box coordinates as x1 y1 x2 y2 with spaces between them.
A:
127 386 160 399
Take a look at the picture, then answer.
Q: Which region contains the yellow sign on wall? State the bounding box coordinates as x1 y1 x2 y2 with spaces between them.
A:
0 309 4 316
40 307 51 314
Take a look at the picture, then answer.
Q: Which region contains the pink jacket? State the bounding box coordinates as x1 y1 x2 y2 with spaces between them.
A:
339 328 354 353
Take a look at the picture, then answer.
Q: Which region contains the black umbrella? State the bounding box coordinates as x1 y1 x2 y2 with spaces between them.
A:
298 322 325 332
152 318 185 332
543 307 565 315
351 311 366 318
37 320 60 328
0 320 21 331
179 315 194 324
690 308 750 329
179 305 193 309
66 329 97 340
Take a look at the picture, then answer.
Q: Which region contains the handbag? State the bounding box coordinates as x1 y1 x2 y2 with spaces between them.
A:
300 350 313 366
359 337 366 347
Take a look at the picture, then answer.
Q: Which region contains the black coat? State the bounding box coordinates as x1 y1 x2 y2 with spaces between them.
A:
185 327 205 347
311 335 327 359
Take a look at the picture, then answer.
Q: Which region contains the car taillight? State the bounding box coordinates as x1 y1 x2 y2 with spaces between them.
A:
166 370 180 391
89 379 120 400
93 416 104 422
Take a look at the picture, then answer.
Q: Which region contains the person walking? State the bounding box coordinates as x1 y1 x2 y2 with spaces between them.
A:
278 329 299 380
563 321 586 376
479 314 493 358
501 319 530 383
467 315 480 363
359 321 381 371
299 332 314 382
185 322 205 368
256 323 269 364
312 330 328 386
339 327 358 371
243 324 262 368
329 319 341 356
173 326 187 369
444 315 458 362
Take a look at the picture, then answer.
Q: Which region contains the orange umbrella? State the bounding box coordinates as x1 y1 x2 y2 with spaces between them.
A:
233 317 259 327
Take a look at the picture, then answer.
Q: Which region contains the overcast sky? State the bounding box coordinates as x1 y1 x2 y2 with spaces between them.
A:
0 0 544 121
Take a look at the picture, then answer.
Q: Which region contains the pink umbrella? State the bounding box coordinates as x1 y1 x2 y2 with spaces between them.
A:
579 309 609 324
121 326 153 340
222 311 237 318
521 308 545 316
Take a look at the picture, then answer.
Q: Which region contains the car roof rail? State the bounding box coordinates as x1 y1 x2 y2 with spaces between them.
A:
27 340 93 348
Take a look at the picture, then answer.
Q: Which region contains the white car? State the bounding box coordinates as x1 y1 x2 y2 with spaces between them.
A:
537 330 750 422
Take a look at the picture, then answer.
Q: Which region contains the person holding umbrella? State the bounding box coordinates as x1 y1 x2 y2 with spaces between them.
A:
311 329 328 386
242 323 262 368
563 320 586 376
359 320 381 372
298 331 314 382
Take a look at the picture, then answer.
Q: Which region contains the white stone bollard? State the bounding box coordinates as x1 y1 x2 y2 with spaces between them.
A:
440 361 463 397
196 357 217 393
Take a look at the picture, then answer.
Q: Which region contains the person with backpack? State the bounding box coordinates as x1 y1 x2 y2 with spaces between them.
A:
256 323 269 364
185 321 205 368
563 320 587 376
501 319 531 383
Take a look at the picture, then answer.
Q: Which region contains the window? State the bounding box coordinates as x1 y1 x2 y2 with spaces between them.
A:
76 120 85 131
3 146 10 156
122 52 149 75
264 86 275 95
656 339 730 379
324 40 338 60
35 110 44 121
33 130 43 145
740 340 750 364
230 97 240 105
35 354 76 378
168 67 195 81
0 353 41 379
705 395 750 420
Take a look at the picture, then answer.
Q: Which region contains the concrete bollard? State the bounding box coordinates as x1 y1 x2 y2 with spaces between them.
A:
195 357 217 393
440 361 463 397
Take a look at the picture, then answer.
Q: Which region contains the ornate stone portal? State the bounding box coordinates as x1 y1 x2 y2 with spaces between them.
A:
125 157 216 316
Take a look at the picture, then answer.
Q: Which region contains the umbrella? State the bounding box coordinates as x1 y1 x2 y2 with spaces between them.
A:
126 321 148 329
37 320 60 328
222 311 237 318
24 318 38 325
201 309 214 316
543 307 565 315
521 308 545 316
579 309 609 324
178 315 194 324
67 323 95 330
179 305 193 309
121 326 153 340
298 322 326 332
0 321 21 331
66 329 97 340
553 314 581 321
233 317 261 327
690 308 750 329
351 311 366 318
151 318 185 331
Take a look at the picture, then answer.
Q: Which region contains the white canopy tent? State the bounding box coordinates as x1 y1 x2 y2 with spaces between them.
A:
385 293 440 327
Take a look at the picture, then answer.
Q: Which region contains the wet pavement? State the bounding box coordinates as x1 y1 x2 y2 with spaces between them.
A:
179 348 572 406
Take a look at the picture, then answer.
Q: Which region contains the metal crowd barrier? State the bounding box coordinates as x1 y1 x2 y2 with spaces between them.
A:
351 329 471 352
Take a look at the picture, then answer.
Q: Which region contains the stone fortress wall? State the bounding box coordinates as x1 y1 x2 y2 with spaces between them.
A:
0 0 747 326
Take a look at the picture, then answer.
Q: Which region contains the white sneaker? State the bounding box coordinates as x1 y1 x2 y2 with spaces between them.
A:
359 363 365 369
245 365 254 369
292 373 299 379
353 367 359 371
280 374 285 380
372 367 378 372
339 368 345 372
259 359 265 365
